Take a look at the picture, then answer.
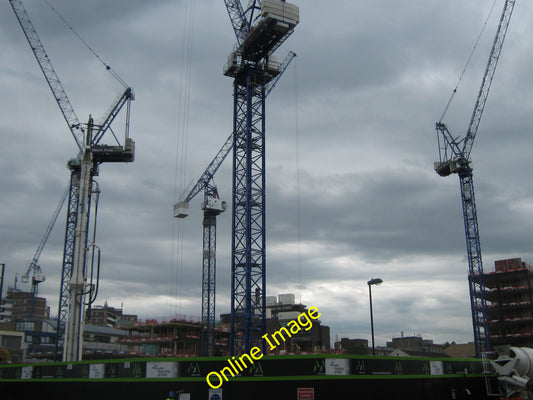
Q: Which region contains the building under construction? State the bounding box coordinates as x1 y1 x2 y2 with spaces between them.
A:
482 258 533 347
118 295 330 357
118 316 230 357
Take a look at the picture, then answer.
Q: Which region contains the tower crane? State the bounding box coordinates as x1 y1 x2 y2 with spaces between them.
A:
174 132 232 357
223 0 299 355
21 185 69 319
10 0 135 361
434 0 516 356
173 53 296 356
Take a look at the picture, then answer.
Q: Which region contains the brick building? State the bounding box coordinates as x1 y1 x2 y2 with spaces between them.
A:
5 288 49 321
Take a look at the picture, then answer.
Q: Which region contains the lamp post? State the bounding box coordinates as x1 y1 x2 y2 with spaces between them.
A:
367 278 383 355
0 264 4 305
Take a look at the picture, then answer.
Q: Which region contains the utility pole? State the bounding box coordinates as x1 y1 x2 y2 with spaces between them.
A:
0 264 5 307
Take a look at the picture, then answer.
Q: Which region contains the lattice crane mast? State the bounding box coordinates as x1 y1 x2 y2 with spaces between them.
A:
173 50 295 356
10 0 135 362
434 0 516 357
174 131 232 357
223 0 299 355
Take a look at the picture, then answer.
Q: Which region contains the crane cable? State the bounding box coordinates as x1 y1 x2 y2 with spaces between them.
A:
439 0 498 123
293 57 303 302
43 0 129 88
171 0 196 315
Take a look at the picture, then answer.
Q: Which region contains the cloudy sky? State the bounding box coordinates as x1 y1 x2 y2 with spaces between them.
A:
1 0 533 348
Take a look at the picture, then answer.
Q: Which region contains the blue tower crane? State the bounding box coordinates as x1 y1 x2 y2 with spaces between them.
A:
434 0 516 357
223 0 299 355
10 0 135 361
173 53 296 356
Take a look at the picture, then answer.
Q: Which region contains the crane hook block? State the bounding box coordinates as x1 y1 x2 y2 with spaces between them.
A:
174 201 190 219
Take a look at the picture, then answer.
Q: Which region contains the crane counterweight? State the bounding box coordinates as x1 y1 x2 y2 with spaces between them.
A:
202 198 227 214
434 157 470 177
174 201 190 219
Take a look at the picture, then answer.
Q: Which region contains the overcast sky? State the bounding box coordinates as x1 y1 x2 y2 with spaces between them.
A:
1 0 533 348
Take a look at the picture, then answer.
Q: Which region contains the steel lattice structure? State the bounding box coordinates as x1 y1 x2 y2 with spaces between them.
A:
54 166 80 360
201 188 220 356
231 66 267 354
223 0 298 355
175 45 295 355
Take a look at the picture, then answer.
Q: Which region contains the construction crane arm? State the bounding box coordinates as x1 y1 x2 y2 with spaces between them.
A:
174 131 234 220
92 87 135 145
224 0 249 45
224 1 263 44
434 122 466 176
174 53 289 218
22 184 69 283
265 51 296 97
9 0 84 152
433 0 516 356
462 0 516 160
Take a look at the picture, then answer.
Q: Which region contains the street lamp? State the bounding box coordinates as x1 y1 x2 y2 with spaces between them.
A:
367 278 383 355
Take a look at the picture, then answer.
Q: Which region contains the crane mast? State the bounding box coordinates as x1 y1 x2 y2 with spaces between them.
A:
434 0 516 356
174 132 232 357
64 122 93 362
175 47 295 356
223 0 298 355
200 187 226 356
10 0 135 361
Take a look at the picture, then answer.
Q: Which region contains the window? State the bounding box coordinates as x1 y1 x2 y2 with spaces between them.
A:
15 321 35 331
1 336 22 349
